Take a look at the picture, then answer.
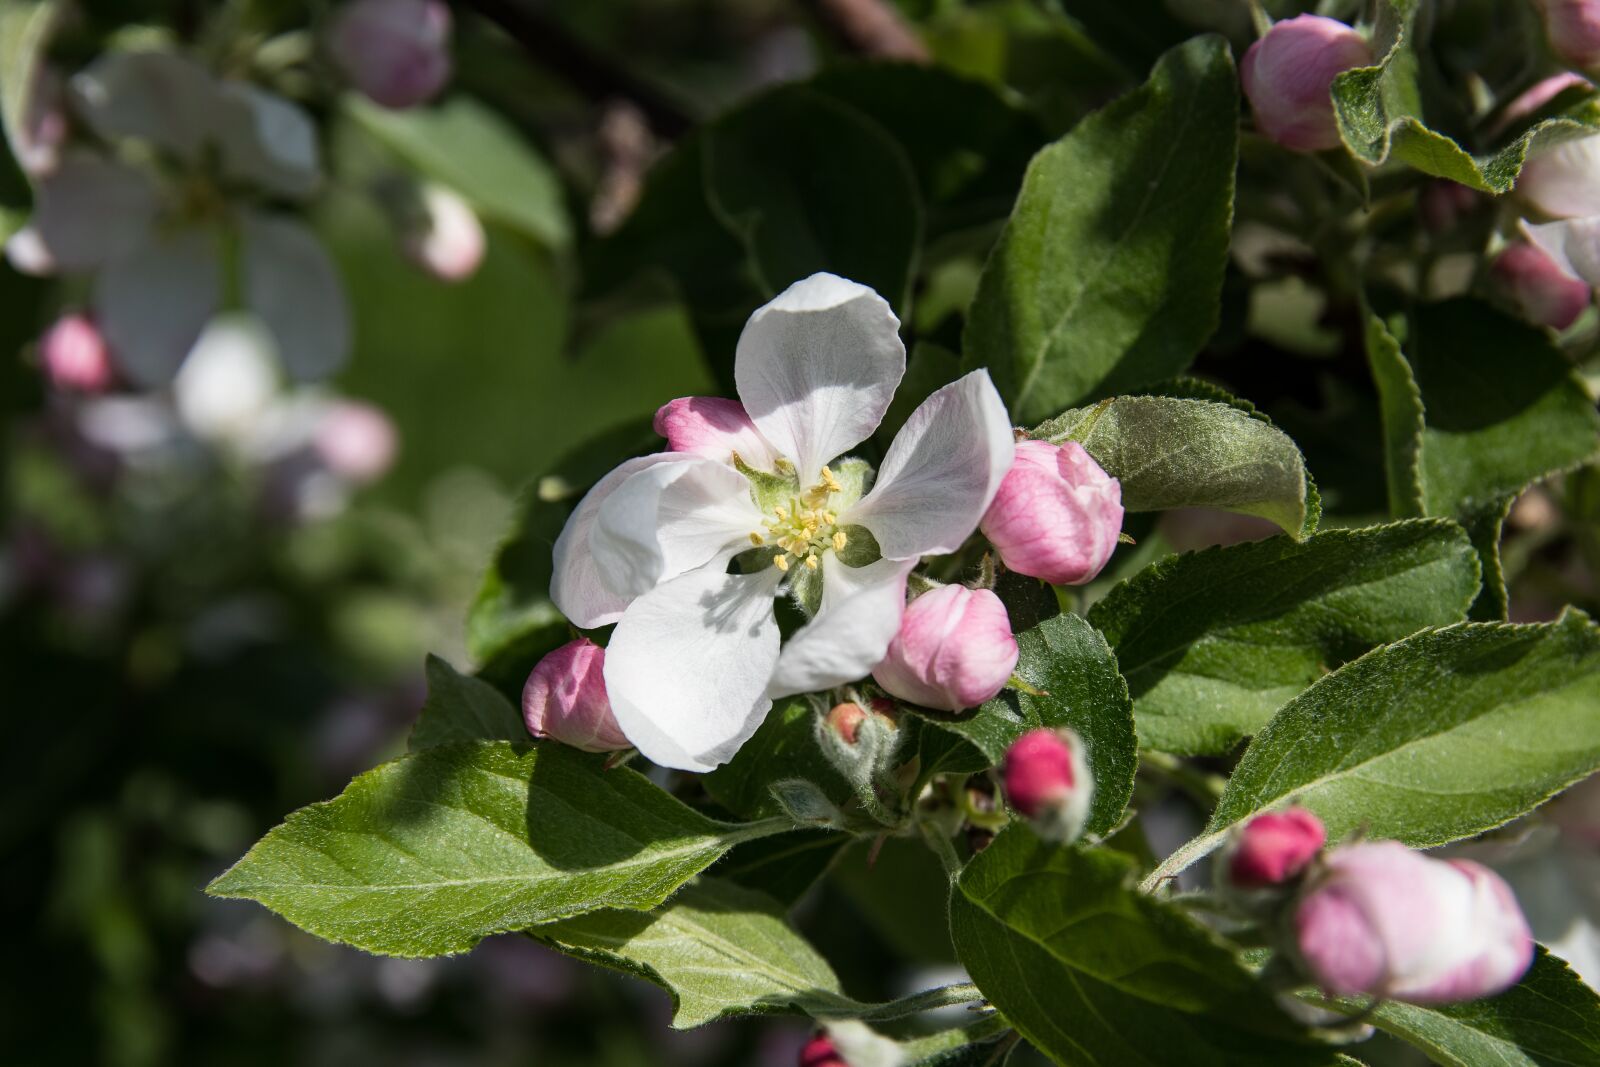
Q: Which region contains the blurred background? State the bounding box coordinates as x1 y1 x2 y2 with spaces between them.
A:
2 0 1596 1064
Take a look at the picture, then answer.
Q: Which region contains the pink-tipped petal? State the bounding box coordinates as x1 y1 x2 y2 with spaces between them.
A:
653 396 781 469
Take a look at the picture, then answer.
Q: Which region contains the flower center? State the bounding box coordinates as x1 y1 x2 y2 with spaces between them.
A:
749 465 849 572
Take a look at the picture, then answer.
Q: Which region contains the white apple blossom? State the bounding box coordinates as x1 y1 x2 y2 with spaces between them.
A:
6 50 349 388
551 273 1015 771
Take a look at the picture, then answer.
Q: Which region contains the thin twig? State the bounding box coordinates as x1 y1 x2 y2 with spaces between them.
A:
795 0 930 62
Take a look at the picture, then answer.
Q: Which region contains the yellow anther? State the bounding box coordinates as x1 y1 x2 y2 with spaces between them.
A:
823 511 837 525
803 523 819 539
820 465 842 492
749 532 765 546
773 506 788 521
805 553 820 570
832 530 848 552
774 553 790 572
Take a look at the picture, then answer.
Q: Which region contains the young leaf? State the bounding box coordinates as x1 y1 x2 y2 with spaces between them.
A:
1090 520 1480 755
531 877 867 1028
922 613 1137 835
408 654 525 750
964 35 1239 422
1463 496 1514 622
1362 310 1426 519
1331 0 1600 190
1151 612 1600 883
1032 395 1311 538
207 742 785 957
952 828 1338 1066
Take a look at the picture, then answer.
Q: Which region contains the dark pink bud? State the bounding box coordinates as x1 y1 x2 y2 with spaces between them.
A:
800 1035 846 1067
871 585 1018 712
522 638 631 752
1002 727 1092 843
39 314 114 393
328 0 452 110
1226 807 1326 888
1241 15 1372 153
1492 243 1593 330
981 440 1122 586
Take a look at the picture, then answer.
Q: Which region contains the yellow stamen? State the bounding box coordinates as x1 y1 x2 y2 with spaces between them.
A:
774 553 790 572
823 511 837 525
804 553 820 570
832 530 848 552
773 506 788 522
749 532 765 546
820 465 842 492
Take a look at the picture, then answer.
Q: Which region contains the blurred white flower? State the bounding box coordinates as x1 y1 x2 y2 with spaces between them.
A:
399 183 485 282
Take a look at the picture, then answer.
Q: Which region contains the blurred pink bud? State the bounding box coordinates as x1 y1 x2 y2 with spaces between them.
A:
1294 841 1534 1004
799 1035 846 1067
314 400 398 483
522 638 631 752
1418 181 1480 233
1227 808 1326 888
1498 73 1593 132
40 314 114 393
981 440 1122 586
1002 728 1092 843
1492 243 1593 330
328 0 452 110
872 585 1018 712
653 396 781 469
401 185 484 282
1517 135 1600 220
17 66 67 178
1241 15 1372 152
1537 0 1600 74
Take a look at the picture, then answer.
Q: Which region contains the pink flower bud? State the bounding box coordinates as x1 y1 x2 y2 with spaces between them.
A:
1240 15 1372 153
800 1035 846 1067
1537 0 1600 75
328 0 452 110
39 314 114 393
872 585 1018 712
400 184 484 282
314 400 398 484
1492 243 1593 330
1226 808 1326 888
1517 134 1600 220
1002 727 1092 843
653 396 780 469
981 440 1123 586
824 699 895 745
1497 73 1593 133
522 638 631 752
1293 841 1534 1004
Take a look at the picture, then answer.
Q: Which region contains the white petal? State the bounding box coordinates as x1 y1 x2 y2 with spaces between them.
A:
215 84 321 199
734 273 905 483
241 214 351 381
94 228 221 388
30 154 157 271
70 51 220 161
173 314 282 443
605 563 784 772
768 554 915 698
845 369 1015 560
591 458 760 598
1525 217 1600 288
551 454 682 628
6 225 57 275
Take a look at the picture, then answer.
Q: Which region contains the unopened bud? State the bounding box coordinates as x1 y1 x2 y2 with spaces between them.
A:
981 440 1122 586
1517 133 1600 221
823 698 896 744
314 400 398 484
39 314 114 393
1240 15 1372 153
328 0 452 110
1492 243 1593 330
799 1034 846 1067
872 585 1018 712
1225 807 1326 889
1002 727 1092 844
1292 841 1534 1004
1536 0 1600 76
522 638 630 753
400 184 485 282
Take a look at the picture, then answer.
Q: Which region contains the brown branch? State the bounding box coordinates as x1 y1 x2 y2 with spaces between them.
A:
796 0 930 62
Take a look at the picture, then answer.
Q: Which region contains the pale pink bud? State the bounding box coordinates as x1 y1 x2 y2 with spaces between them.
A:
522 638 630 752
328 0 452 110
800 1035 846 1067
39 314 114 393
1293 841 1534 1004
1002 727 1092 843
314 400 398 483
981 440 1123 586
400 185 484 282
1240 15 1372 152
872 585 1018 712
1492 243 1593 330
1497 73 1593 133
1537 0 1600 75
653 396 781 469
1226 807 1326 888
1517 134 1600 220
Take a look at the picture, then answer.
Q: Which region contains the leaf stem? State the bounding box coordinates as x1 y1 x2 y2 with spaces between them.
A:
1140 750 1226 806
844 982 986 1022
918 816 964 880
1138 830 1226 893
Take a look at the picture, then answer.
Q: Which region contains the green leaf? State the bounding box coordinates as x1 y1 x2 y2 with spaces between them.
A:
0 0 55 236
964 35 1238 422
1150 612 1600 883
1331 0 1600 191
532 877 864 1028
347 96 570 250
207 742 785 957
1032 395 1311 538
1404 299 1600 518
716 830 845 907
952 828 1336 1066
1362 309 1426 519
922 613 1137 835
1464 495 1514 622
1363 947 1600 1067
408 654 525 750
702 697 852 821
1090 520 1480 755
